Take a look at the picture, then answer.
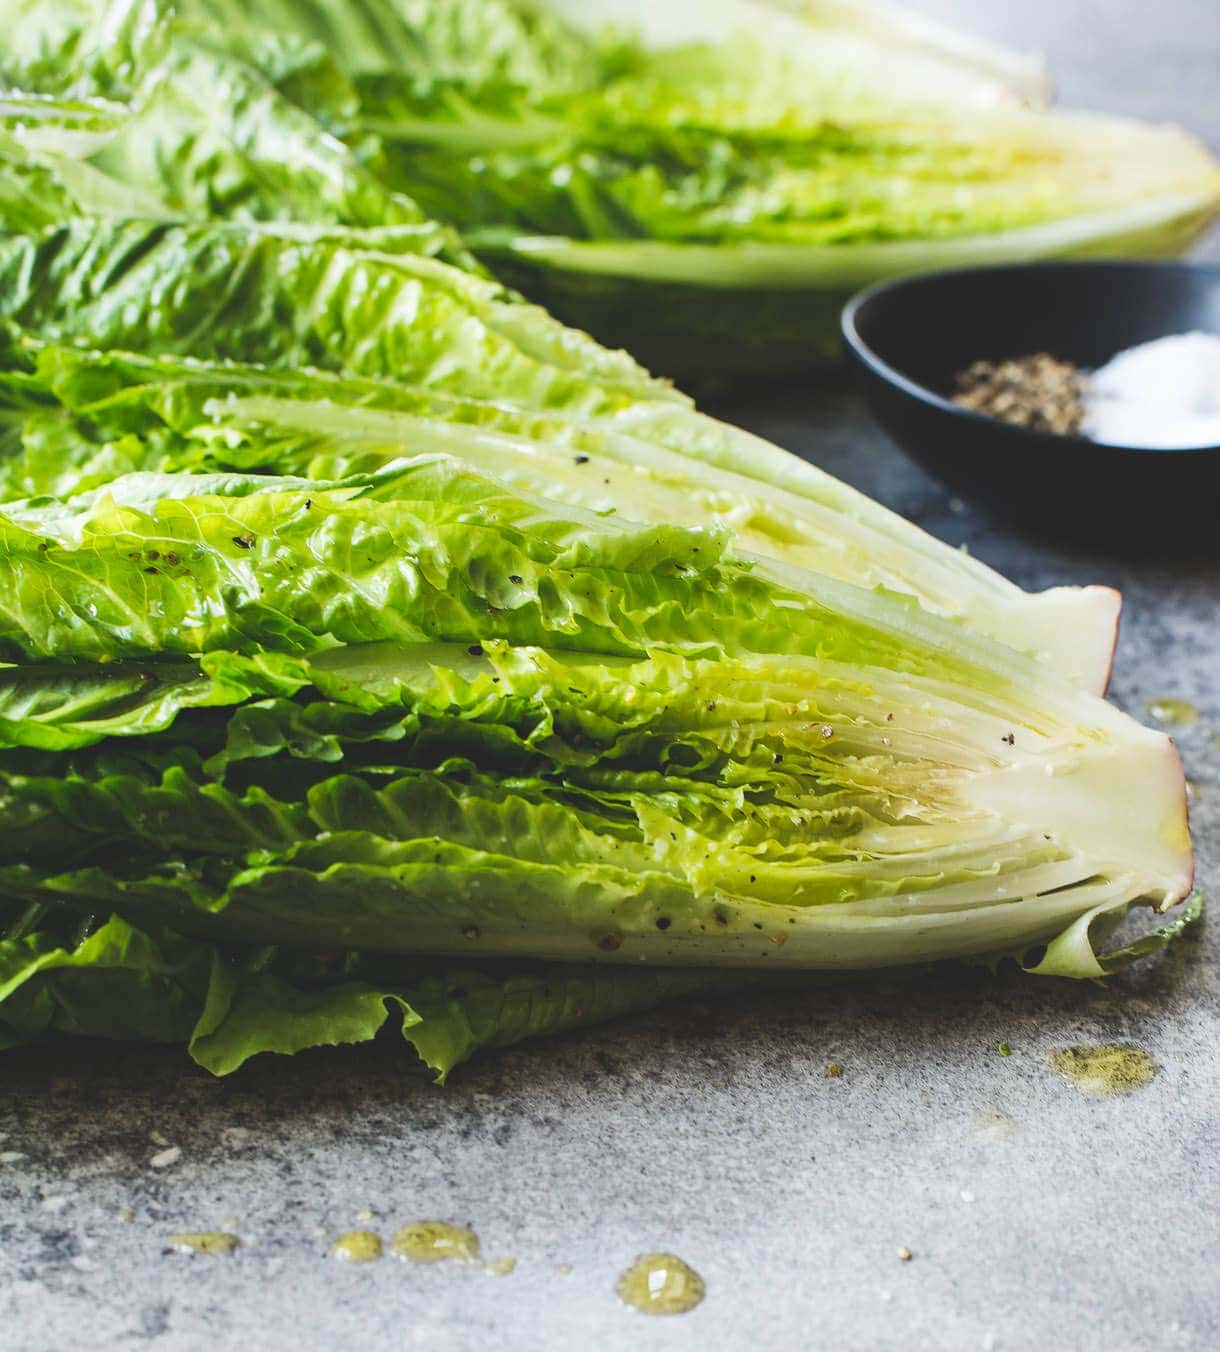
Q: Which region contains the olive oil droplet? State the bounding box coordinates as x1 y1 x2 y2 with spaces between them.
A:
1048 1044 1159 1096
1147 697 1198 726
616 1253 705 1315
168 1231 241 1256
331 1230 383 1262
391 1221 480 1264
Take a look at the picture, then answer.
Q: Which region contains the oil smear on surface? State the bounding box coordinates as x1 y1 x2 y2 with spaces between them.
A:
168 1232 241 1256
1048 1044 1159 1096
391 1221 480 1264
331 1230 383 1262
1147 697 1198 726
972 1108 1022 1143
616 1253 706 1315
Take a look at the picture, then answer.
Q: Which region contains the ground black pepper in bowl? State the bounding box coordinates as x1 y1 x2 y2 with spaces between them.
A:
951 353 1084 435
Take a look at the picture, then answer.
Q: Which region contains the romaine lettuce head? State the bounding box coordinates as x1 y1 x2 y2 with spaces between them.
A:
0 633 1192 973
2 0 1213 378
0 223 1121 689
414 1 1220 376
0 462 1191 980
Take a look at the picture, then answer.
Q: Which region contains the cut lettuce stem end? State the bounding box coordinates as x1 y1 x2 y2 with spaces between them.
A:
996 584 1120 698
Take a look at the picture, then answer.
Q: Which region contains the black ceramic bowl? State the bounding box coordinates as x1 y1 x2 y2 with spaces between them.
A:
841 260 1220 530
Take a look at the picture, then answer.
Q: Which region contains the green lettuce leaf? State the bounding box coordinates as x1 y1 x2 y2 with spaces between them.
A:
191 958 755 1079
0 650 311 751
0 45 475 263
1027 888 1205 979
0 905 759 1079
0 218 668 406
0 908 217 1046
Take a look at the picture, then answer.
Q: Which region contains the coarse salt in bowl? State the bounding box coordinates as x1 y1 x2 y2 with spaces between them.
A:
1083 331 1220 450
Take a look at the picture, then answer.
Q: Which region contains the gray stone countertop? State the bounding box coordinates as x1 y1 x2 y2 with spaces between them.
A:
2 2 1218 1348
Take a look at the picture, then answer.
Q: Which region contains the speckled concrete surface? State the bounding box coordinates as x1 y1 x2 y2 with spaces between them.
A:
2 3 1219 1349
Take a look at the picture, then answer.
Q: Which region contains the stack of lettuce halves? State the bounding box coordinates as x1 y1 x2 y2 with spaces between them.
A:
0 0 1198 1079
